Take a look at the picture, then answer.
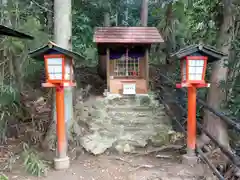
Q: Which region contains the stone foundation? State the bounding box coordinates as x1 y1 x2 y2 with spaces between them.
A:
73 93 172 155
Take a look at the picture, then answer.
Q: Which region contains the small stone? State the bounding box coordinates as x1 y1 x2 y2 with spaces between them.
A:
115 144 124 154
123 144 134 153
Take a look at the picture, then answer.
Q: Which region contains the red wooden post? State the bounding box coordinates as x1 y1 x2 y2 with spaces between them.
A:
56 85 67 158
42 82 71 169
187 86 197 155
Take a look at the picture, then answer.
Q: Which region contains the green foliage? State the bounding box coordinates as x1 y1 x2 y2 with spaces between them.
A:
23 59 44 80
72 10 98 66
0 174 8 180
0 84 19 106
21 143 48 177
0 1 49 150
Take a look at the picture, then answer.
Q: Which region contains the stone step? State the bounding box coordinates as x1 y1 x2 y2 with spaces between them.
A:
119 132 158 140
107 111 166 119
89 114 169 124
107 99 142 104
98 130 157 141
91 124 169 134
122 125 164 132
89 115 170 127
104 96 160 106
111 119 167 126
88 119 165 129
106 105 165 112
107 106 153 111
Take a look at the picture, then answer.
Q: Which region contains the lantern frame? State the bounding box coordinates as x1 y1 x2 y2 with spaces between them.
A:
44 54 73 84
180 56 208 85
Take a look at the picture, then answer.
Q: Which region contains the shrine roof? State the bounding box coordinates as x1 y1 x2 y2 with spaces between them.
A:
94 27 164 44
0 25 34 39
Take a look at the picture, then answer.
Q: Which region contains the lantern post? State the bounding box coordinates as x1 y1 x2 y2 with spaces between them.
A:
171 44 226 165
42 54 76 170
29 41 83 170
176 56 210 163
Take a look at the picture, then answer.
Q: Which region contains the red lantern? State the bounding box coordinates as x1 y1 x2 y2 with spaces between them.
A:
177 56 209 88
44 54 74 85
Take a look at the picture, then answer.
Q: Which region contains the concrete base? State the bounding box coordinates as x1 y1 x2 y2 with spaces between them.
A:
54 156 70 170
182 154 198 165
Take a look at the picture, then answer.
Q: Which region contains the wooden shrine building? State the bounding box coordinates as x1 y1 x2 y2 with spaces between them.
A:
94 27 164 95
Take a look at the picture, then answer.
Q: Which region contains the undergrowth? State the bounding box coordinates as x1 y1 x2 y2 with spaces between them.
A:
0 174 8 180
21 143 49 177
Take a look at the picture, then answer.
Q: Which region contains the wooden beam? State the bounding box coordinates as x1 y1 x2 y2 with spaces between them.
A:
106 48 110 91
146 49 149 90
105 12 110 92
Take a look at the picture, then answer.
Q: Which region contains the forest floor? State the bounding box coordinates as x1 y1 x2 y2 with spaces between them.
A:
5 152 216 180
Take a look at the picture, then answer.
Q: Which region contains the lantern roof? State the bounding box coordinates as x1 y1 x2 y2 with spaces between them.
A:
29 41 85 61
0 25 34 39
171 44 227 62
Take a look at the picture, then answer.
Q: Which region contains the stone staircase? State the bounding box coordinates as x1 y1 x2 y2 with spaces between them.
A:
74 94 172 155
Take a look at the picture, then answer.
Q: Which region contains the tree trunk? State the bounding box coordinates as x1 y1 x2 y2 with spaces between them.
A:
46 0 54 38
42 0 72 150
141 0 148 26
141 0 149 88
56 0 73 138
124 0 129 26
163 3 176 64
200 0 234 149
104 13 110 27
226 20 240 101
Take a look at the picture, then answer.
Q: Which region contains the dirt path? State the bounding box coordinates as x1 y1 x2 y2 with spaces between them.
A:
5 154 216 180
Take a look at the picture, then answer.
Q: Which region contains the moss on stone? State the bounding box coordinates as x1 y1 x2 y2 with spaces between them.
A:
150 133 170 147
75 92 172 154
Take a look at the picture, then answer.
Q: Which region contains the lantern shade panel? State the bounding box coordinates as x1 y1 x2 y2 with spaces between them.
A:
188 59 204 81
181 60 187 81
187 59 205 81
180 56 208 84
45 57 63 80
64 58 72 80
